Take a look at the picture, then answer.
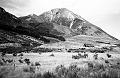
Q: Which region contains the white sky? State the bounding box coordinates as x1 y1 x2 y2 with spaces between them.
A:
0 0 120 40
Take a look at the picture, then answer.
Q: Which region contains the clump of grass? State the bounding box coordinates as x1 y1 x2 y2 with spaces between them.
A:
0 60 4 66
23 66 36 73
33 72 56 78
0 67 10 78
90 68 120 78
55 65 69 78
32 73 42 78
42 72 56 78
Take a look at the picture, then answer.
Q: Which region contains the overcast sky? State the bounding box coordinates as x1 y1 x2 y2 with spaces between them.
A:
0 0 120 39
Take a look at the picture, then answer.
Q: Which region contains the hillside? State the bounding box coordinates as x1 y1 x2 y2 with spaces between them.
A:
0 7 43 53
0 7 65 43
0 7 120 53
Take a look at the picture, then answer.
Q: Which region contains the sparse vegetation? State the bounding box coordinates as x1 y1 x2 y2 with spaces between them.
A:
0 52 120 78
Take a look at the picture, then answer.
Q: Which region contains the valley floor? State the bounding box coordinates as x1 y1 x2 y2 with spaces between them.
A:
0 52 120 78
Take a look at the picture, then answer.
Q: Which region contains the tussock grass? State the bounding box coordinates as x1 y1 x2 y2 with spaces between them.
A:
33 63 120 78
23 66 36 73
0 67 12 78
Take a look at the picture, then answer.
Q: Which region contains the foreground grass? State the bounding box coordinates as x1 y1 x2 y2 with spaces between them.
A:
1 60 120 78
1 63 120 78
31 62 120 78
1 54 120 78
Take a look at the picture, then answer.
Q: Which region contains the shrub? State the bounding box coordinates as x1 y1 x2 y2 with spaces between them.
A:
50 54 54 57
35 62 41 66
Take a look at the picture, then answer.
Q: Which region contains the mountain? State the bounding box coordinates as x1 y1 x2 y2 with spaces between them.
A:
20 8 118 39
0 7 120 53
21 8 120 49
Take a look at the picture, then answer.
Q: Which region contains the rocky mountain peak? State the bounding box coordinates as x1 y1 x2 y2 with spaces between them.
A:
38 8 84 26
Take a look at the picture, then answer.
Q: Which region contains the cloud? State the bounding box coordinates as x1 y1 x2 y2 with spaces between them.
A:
0 0 30 10
0 0 15 9
0 0 31 16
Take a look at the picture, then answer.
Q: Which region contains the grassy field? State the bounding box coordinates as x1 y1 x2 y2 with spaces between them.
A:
0 52 120 78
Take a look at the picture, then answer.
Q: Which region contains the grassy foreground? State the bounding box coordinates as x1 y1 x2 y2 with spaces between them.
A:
1 60 120 78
